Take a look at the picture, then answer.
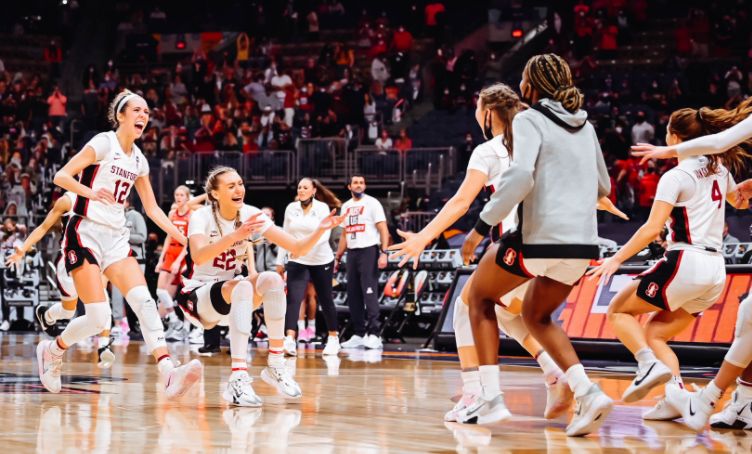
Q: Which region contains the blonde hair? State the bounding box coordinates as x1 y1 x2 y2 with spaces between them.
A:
174 185 191 197
523 53 583 113
107 89 142 129
478 83 521 156
204 167 241 236
669 100 752 176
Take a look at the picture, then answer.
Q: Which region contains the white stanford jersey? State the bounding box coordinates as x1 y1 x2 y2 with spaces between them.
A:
467 135 518 234
74 131 150 229
182 204 273 291
657 156 734 252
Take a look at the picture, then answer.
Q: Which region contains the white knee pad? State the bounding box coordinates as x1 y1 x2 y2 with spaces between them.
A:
87 302 112 332
60 302 110 347
453 296 475 348
230 281 254 336
725 294 752 368
257 272 286 320
495 305 530 345
126 285 166 351
156 288 174 309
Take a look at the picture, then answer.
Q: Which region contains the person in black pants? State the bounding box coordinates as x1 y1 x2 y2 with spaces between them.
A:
336 175 390 350
278 178 342 356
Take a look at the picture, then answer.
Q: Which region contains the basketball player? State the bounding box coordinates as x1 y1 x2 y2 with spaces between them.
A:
389 83 629 423
632 100 752 432
155 185 194 341
37 89 203 398
588 107 748 421
6 191 116 369
177 166 342 406
459 54 613 437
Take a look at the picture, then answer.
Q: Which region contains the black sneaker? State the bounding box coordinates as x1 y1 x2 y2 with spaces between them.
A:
198 344 221 356
35 305 58 337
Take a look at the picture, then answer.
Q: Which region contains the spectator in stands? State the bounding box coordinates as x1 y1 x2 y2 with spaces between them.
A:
637 164 659 220
375 129 393 151
723 222 740 244
47 86 67 129
631 111 655 145
43 40 62 78
336 175 390 350
236 32 251 68
371 54 390 85
394 128 412 152
392 25 414 53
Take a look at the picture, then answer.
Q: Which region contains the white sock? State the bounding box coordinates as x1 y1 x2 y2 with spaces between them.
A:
704 380 723 404
671 375 684 388
268 347 285 368
46 303 76 324
536 351 562 380
167 311 179 323
635 347 657 368
49 338 66 357
478 365 501 400
461 370 482 396
306 319 315 330
297 320 305 333
231 357 247 375
157 356 175 377
738 379 752 400
565 364 593 398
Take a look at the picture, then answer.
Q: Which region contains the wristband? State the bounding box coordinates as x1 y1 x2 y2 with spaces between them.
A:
473 218 492 236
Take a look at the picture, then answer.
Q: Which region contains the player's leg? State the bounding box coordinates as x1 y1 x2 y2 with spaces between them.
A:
308 262 340 355
283 262 310 355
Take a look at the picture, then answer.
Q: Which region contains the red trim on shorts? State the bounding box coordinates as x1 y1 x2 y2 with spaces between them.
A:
231 367 247 371
157 354 171 363
517 251 535 278
661 250 684 305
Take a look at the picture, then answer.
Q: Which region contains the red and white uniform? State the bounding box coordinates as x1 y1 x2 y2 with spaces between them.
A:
56 191 78 300
161 208 190 273
178 204 273 327
63 131 149 272
637 156 735 314
468 136 527 306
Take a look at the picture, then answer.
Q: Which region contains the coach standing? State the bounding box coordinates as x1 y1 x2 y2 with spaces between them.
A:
336 175 390 350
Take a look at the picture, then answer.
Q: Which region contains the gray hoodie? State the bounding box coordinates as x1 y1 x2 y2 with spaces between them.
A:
479 99 610 259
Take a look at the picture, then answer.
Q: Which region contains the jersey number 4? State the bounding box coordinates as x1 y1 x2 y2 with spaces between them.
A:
711 180 722 209
213 250 237 271
113 180 130 204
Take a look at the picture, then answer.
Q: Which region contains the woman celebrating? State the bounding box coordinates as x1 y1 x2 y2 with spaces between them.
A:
276 178 342 357
177 167 342 406
38 89 202 399
460 54 613 437
589 107 747 421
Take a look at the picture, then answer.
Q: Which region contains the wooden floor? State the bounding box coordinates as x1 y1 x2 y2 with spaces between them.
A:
0 334 749 453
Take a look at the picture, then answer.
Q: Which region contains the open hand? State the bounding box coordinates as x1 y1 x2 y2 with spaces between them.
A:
585 256 622 284
4 246 25 267
387 229 426 269
93 188 117 205
318 210 345 230
597 197 629 220
631 143 678 165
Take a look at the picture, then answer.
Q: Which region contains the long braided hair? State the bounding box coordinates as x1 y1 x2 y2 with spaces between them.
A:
204 166 242 237
522 53 583 113
477 83 521 156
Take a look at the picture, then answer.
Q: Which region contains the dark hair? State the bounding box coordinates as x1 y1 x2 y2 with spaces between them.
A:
522 53 583 113
349 174 365 184
478 83 521 156
300 177 342 210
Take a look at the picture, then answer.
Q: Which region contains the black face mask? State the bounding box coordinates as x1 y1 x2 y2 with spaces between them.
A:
520 84 533 106
482 110 494 140
300 196 314 207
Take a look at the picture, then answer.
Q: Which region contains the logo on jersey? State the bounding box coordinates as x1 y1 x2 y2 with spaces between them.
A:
67 250 78 264
645 282 660 298
503 248 517 266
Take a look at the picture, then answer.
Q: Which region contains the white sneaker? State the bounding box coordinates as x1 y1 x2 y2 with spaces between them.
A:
444 392 480 422
458 393 512 425
0 320 10 331
97 346 116 369
222 371 263 407
622 360 672 403
643 396 681 421
341 334 365 349
665 383 714 432
166 323 188 342
544 375 574 419
363 334 383 350
164 359 203 399
322 336 341 356
710 388 752 430
283 335 297 357
261 366 302 398
188 327 204 345
566 384 614 437
36 340 63 393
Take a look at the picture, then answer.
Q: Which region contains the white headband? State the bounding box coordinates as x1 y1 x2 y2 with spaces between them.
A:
115 93 141 115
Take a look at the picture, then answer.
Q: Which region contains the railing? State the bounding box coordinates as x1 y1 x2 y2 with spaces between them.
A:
152 145 457 201
397 211 437 233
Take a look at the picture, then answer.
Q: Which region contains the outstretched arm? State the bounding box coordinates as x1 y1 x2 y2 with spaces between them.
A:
6 196 70 266
263 210 344 258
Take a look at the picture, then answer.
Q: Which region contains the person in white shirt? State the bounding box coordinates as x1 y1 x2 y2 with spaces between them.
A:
336 175 391 350
277 178 342 356
631 111 655 145
375 130 393 151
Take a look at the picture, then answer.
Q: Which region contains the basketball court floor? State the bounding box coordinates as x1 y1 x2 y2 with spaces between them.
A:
1 334 749 453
